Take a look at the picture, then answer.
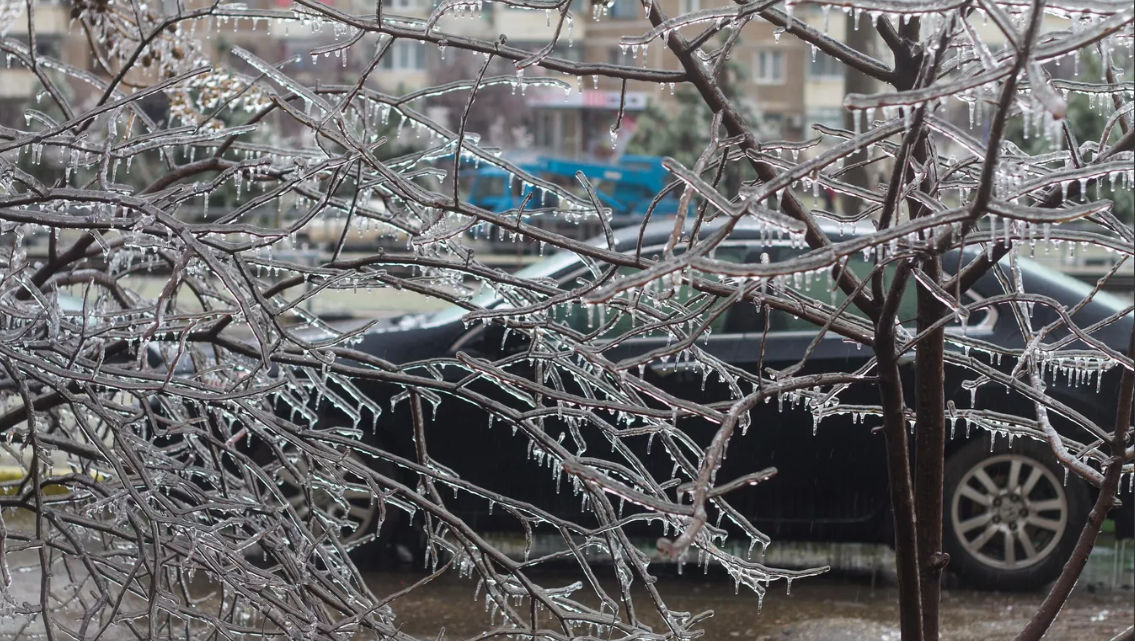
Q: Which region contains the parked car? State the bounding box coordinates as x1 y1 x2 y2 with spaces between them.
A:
117 220 1132 590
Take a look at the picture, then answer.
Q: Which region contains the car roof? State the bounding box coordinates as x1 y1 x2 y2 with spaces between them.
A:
595 219 1129 317
603 217 875 252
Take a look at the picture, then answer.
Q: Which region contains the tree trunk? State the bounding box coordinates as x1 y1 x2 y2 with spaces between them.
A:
914 257 947 641
876 309 924 641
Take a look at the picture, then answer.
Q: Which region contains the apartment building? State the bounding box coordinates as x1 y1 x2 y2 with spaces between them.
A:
550 0 845 154
1 0 848 153
0 0 77 120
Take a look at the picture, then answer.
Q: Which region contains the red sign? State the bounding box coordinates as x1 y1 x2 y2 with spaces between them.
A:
526 88 649 111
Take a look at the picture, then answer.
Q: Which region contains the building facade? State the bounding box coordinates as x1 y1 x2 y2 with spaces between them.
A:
1 0 852 154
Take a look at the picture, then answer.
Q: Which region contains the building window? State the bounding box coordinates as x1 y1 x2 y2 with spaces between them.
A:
535 112 560 150
35 37 61 59
381 40 426 71
806 107 843 131
762 113 784 138
609 0 637 20
679 0 700 13
754 50 785 85
558 46 584 62
808 51 843 80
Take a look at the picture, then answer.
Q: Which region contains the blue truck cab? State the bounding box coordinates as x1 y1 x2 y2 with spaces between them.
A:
462 155 688 225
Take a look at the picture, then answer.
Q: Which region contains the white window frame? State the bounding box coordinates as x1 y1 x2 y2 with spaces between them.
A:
383 40 426 72
808 51 844 80
754 50 785 85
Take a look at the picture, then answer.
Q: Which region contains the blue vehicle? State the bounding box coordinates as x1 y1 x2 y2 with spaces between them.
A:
462 155 688 224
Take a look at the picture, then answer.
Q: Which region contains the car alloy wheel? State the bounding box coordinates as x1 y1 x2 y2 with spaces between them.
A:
950 453 1068 571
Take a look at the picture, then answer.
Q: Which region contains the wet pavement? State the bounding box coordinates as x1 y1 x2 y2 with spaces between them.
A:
0 546 1130 639
1 502 1131 639
362 565 1134 641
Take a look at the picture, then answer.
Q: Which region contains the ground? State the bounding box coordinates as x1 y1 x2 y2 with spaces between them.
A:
362 565 1134 641
0 517 1131 639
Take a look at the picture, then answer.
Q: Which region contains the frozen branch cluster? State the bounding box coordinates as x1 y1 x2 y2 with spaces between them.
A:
0 0 1131 638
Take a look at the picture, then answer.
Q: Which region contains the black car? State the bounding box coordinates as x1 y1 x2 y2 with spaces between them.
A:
275 220 1133 591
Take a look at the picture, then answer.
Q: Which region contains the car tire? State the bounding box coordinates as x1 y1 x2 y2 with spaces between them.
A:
943 436 1090 591
252 431 417 571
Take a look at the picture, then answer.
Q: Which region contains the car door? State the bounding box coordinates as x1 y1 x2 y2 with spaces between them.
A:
725 246 999 539
590 242 891 539
490 242 887 538
550 245 783 537
722 246 891 538
466 246 750 528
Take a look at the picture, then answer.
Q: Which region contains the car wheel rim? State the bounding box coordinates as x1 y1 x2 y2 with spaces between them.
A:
273 448 378 549
951 453 1068 571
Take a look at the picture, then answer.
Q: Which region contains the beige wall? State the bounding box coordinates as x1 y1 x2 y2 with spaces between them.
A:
0 69 38 99
493 5 586 43
579 0 815 138
0 4 87 100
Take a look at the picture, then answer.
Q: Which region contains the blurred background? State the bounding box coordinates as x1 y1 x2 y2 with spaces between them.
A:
0 2 1131 637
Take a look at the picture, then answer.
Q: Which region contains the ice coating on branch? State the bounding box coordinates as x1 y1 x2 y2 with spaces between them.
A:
0 0 1131 637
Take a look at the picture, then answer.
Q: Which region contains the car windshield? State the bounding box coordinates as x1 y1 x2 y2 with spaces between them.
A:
1014 254 1131 315
427 250 584 326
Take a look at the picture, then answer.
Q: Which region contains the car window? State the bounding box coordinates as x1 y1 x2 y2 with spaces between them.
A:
444 245 752 353
551 242 749 338
766 249 917 333
428 249 585 327
554 264 730 339
768 248 990 333
553 245 749 339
